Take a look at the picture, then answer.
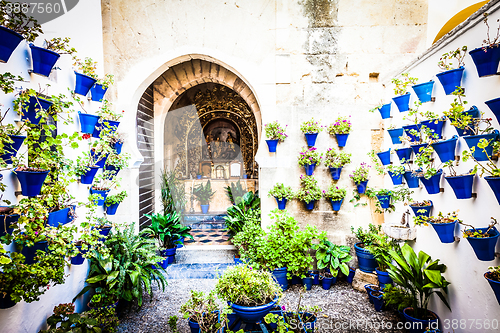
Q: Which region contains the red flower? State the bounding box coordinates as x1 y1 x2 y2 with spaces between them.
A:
82 133 91 140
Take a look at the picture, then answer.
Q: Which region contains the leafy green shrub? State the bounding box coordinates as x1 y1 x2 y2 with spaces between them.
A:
268 183 294 200
104 190 127 207
312 237 352 277
323 185 346 201
181 290 223 332
143 212 192 249
323 148 351 168
295 175 322 203
39 303 100 333
224 191 260 237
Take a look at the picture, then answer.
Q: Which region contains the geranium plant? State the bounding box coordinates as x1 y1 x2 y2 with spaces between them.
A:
324 148 351 168
295 175 322 203
97 100 124 122
297 146 322 166
104 190 127 207
323 184 346 201
300 118 323 134
268 183 294 200
438 46 468 71
413 211 461 227
459 217 498 238
391 73 418 96
327 116 351 135
264 121 288 141
0 1 43 42
349 163 370 184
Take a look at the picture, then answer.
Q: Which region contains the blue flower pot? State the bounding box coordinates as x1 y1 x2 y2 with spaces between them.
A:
485 96 500 125
469 46 500 77
201 204 209 214
445 174 474 199
388 171 403 185
275 197 287 210
18 241 48 265
378 103 391 119
412 81 434 103
321 277 335 290
420 119 445 139
234 256 243 265
196 175 202 180
188 320 200 333
230 297 278 323
90 83 108 102
305 133 318 147
290 275 302 285
114 141 123 154
302 277 313 290
463 131 499 161
272 267 288 291
0 211 19 237
80 166 99 184
335 133 349 147
370 291 385 312
266 139 279 152
411 143 428 156
106 202 120 215
104 164 120 179
152 257 169 270
430 220 457 243
329 166 342 180
346 267 355 283
452 106 480 136
15 169 49 197
436 67 464 94
96 226 112 241
22 96 53 125
403 308 439 333
395 147 412 163
330 199 343 212
376 195 391 209
393 93 411 112
1 135 25 164
310 270 320 285
375 268 392 288
161 247 176 264
418 170 442 195
0 26 23 63
90 150 108 168
71 245 88 265
409 202 432 218
354 243 377 273
29 44 60 77
90 188 110 206
364 284 379 303
47 208 70 227
78 112 100 134
92 119 120 138
304 200 315 210
377 149 391 165
485 272 500 306
304 163 316 176
404 171 420 188
465 227 499 261
485 176 500 205
403 124 421 142
388 128 404 144
431 135 458 163
74 71 97 96
356 180 368 194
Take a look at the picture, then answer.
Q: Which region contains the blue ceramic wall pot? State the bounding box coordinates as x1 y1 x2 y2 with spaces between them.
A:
90 83 108 102
388 128 404 144
106 202 120 215
485 176 500 205
376 194 391 209
392 93 411 112
469 46 500 77
17 241 48 265
412 81 434 103
304 163 316 176
78 112 100 134
29 44 60 77
74 71 97 96
0 135 25 164
356 180 368 194
395 147 412 163
444 173 474 199
354 243 377 273
404 171 420 188
420 118 445 139
430 220 457 243
305 133 318 147
275 197 287 210
92 119 120 138
0 26 23 63
388 171 403 185
403 124 421 142
329 166 342 180
409 201 432 218
70 245 88 265
465 227 499 261
335 133 349 147
272 267 288 291
15 169 50 197
330 199 343 212
81 166 99 185
376 149 391 165
463 131 499 161
485 96 500 124
114 141 123 154
22 96 53 125
90 187 110 206
47 208 70 227
418 170 442 195
431 135 458 163
266 139 279 152
403 308 439 333
485 272 500 306
436 67 464 94
304 200 315 210
378 103 391 119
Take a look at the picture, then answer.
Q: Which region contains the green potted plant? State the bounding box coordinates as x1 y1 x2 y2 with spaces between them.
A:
104 190 127 215
38 303 103 333
300 118 323 147
349 163 370 194
224 191 260 237
295 175 322 210
485 265 500 305
365 186 413 214
392 73 418 112
297 146 322 176
324 148 351 180
312 236 352 290
323 184 346 212
264 121 288 152
73 57 98 96
365 233 397 288
91 73 115 102
103 151 130 179
327 115 352 147
459 217 499 261
93 100 124 139
268 183 294 210
193 180 216 213
435 46 467 95
413 211 460 244
387 243 450 331
181 290 229 333
351 223 380 273
29 37 77 77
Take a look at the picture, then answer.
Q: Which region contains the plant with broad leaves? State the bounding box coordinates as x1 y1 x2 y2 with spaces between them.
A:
0 72 23 94
143 211 192 249
38 303 101 333
224 191 260 237
104 190 127 207
312 236 352 277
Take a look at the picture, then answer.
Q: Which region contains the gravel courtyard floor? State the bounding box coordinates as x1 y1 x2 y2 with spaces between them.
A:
117 279 406 333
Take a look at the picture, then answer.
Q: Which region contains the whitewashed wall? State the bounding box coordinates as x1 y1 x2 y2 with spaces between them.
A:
0 1 112 332
383 2 500 328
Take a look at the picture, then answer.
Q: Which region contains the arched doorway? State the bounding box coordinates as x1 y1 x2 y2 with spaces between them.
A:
136 57 261 233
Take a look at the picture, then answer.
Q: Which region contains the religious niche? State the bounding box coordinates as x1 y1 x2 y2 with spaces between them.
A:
203 119 240 161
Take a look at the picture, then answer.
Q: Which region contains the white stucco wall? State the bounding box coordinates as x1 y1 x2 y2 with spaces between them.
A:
384 1 500 328
0 1 107 332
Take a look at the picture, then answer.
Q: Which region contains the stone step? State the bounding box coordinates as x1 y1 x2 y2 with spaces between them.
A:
166 263 235 279
183 213 227 229
175 244 237 264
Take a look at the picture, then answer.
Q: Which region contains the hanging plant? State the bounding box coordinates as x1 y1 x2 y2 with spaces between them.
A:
295 175 322 203
0 1 43 42
264 121 288 141
300 118 323 134
327 116 352 135
324 148 350 168
268 183 294 201
392 73 418 96
297 146 322 166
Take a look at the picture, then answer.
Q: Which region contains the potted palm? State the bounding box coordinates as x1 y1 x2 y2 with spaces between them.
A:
391 73 418 112
193 180 216 214
324 148 351 180
268 183 294 210
295 175 322 210
264 121 288 153
435 46 467 94
300 118 323 147
327 115 352 147
323 184 346 212
297 146 322 176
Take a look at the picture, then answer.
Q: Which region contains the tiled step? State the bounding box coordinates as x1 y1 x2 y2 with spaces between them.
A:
166 263 235 279
183 213 227 229
175 244 237 264
185 228 232 246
